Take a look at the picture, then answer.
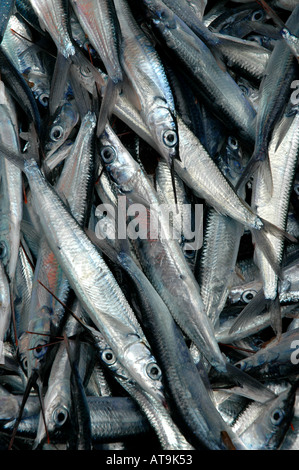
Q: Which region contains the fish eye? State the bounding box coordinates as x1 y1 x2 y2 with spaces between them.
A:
101 348 116 365
146 362 162 380
33 340 48 359
247 35 263 46
163 130 178 148
184 249 195 259
228 137 238 150
53 406 68 426
39 93 49 107
241 290 257 303
294 184 299 196
50 125 64 141
0 241 7 259
271 408 285 426
80 65 92 77
251 10 264 21
100 145 117 163
239 84 249 95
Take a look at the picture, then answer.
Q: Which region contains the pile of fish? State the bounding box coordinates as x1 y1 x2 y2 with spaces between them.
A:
0 0 299 451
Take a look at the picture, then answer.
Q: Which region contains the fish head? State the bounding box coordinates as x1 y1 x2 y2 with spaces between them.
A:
98 124 138 191
121 336 165 404
249 386 296 450
147 98 179 166
35 379 71 447
44 101 79 158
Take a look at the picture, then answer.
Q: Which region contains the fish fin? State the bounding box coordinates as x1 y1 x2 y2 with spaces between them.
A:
122 74 142 112
228 289 266 335
49 52 71 116
69 64 92 119
224 363 276 403
96 78 121 137
268 296 282 338
261 217 298 244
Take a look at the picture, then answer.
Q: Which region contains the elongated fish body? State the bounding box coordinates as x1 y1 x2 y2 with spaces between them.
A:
1 14 51 106
148 4 256 145
242 5 299 188
13 243 34 372
99 123 226 373
175 118 262 230
26 112 96 376
155 159 196 268
70 0 122 85
114 0 179 167
29 0 75 58
33 314 86 448
0 82 23 283
0 394 151 443
252 109 299 334
196 138 245 327
19 154 164 403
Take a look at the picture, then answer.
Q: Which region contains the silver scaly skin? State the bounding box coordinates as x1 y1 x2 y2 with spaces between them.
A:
26 112 97 377
29 0 75 58
252 109 299 333
70 0 122 85
114 0 179 168
0 81 23 283
20 155 165 404
99 123 227 373
1 14 51 107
